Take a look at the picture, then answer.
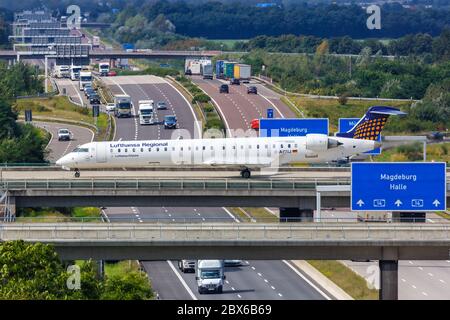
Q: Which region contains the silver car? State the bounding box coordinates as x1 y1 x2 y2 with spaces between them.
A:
156 101 167 110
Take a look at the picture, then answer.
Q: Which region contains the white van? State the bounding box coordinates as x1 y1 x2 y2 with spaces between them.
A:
196 260 225 294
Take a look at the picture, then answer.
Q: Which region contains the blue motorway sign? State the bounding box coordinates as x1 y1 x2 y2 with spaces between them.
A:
267 108 274 119
351 162 447 211
260 118 328 137
339 118 381 155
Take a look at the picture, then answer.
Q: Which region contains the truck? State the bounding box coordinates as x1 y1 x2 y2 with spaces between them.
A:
215 60 225 79
201 63 213 80
92 36 100 47
224 62 236 79
234 64 251 82
99 62 110 76
70 65 82 81
114 94 132 118
54 65 70 78
79 71 92 91
138 100 154 125
196 260 225 294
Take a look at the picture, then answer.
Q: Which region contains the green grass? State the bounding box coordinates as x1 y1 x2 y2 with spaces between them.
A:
241 208 278 222
16 207 102 223
104 261 142 278
307 260 379 300
14 96 112 141
375 142 449 163
434 212 450 220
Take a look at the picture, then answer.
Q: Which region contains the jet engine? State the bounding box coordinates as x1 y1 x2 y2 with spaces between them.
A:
305 134 342 152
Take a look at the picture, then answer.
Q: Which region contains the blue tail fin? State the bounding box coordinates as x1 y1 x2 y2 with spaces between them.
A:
336 106 406 140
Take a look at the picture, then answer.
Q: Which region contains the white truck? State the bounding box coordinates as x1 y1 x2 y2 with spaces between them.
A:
99 62 110 76
54 65 70 78
196 260 225 294
114 94 132 118
79 71 92 91
138 100 154 125
70 65 82 81
92 36 100 47
178 260 196 273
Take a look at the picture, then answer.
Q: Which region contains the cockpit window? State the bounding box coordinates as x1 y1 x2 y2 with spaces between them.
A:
72 148 89 153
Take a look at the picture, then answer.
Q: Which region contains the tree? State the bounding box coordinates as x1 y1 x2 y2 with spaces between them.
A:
101 272 153 300
0 99 18 139
315 40 329 55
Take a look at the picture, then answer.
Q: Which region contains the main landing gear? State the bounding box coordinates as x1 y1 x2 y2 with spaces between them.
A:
74 169 80 178
240 167 251 179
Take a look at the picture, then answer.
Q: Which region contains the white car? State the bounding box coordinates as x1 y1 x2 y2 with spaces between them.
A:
105 103 115 112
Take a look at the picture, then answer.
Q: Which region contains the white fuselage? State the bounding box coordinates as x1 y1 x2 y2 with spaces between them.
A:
56 134 378 169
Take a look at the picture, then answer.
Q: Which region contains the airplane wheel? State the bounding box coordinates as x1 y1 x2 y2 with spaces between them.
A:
241 169 251 179
74 170 80 178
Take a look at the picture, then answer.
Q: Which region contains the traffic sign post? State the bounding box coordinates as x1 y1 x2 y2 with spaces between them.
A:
339 118 381 155
259 118 328 137
267 108 274 119
24 109 32 122
351 162 446 211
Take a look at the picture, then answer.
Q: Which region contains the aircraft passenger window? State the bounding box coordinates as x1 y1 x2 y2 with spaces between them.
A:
265 145 268 149
195 146 199 151
273 144 276 148
222 146 225 150
295 144 298 148
288 144 291 148
203 146 206 150
110 149 113 153
210 146 213 150
148 148 151 152
140 148 143 152
172 147 175 151
240 145 244 149
257 145 259 149
248 145 252 149
188 147 191 151
118 149 121 153
125 149 128 153
164 147 167 151
181 147 184 151
157 148 159 152
132 148 135 153
281 144 284 148
232 146 236 150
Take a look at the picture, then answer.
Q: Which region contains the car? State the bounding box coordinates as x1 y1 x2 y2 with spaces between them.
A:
164 115 177 129
230 78 240 85
219 84 229 93
107 70 117 77
247 86 257 94
224 260 242 267
105 103 115 112
251 118 259 130
156 101 167 110
84 88 95 98
89 94 101 105
57 128 71 141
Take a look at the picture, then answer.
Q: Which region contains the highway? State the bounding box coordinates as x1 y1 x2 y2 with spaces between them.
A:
53 77 86 106
33 121 94 162
190 76 295 135
96 74 328 300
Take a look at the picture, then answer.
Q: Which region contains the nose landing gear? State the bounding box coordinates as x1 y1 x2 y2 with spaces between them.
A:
240 167 251 179
74 169 80 178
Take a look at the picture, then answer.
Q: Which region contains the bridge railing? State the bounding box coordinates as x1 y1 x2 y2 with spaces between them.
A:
0 178 352 191
1 223 449 241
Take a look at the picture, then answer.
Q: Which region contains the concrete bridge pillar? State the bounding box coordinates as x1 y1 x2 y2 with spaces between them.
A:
379 260 398 300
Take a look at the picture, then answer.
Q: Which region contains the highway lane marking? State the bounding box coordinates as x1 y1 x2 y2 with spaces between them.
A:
251 266 255 270
166 260 197 300
426 218 435 223
439 279 445 284
282 260 332 300
257 90 286 118
447 261 450 263
225 280 229 284
401 278 406 282
278 293 283 297
165 78 202 138
412 285 417 289
222 207 240 223
418 267 423 271
422 292 428 296
428 273 433 277
231 287 235 291
237 294 242 298
409 261 414 264
257 273 262 277
264 279 268 283
271 286 275 290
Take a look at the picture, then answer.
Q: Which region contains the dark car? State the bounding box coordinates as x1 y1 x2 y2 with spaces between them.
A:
219 84 229 93
89 94 101 104
164 115 177 129
247 86 257 94
230 78 240 85
85 88 95 98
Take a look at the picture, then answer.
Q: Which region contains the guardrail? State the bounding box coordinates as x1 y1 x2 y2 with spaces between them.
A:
1 223 449 241
0 178 352 191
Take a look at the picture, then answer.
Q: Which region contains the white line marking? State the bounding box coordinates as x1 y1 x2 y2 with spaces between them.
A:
264 279 268 283
278 293 283 297
282 260 332 300
401 278 406 282
428 273 433 277
167 260 197 300
271 286 275 290
237 294 242 298
412 285 417 289
418 267 423 271
439 279 445 284
251 266 255 270
422 292 428 296
222 207 240 223
258 90 285 118
257 273 262 277
225 280 229 284
231 287 235 291
409 261 414 264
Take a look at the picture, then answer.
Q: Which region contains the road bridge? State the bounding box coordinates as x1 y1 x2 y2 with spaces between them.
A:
2 222 449 300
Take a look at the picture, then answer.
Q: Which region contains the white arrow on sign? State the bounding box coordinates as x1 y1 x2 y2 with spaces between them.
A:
357 199 365 207
433 199 441 207
395 200 403 207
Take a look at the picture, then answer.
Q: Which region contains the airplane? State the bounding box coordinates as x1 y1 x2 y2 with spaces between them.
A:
56 106 406 178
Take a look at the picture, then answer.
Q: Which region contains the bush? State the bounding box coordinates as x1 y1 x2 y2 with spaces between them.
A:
338 94 348 105
192 93 211 103
78 107 90 115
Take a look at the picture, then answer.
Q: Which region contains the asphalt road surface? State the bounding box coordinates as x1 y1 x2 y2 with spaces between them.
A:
33 121 94 162
98 74 327 300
